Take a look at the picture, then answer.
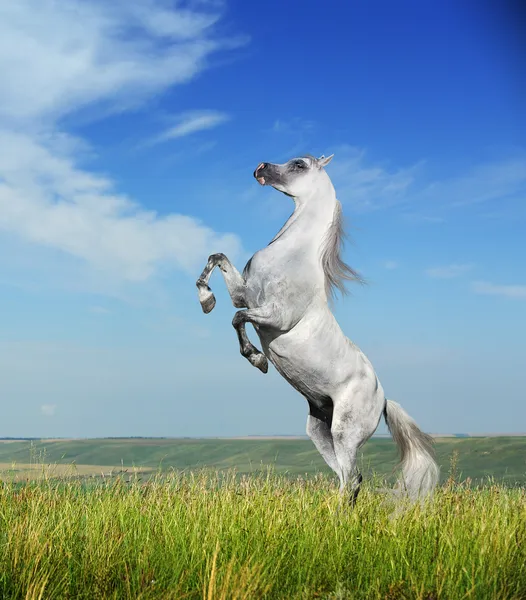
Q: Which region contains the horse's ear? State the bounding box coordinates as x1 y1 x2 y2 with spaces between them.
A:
317 154 334 167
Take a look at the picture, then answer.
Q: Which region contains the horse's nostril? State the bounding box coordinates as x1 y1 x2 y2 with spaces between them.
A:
254 162 267 179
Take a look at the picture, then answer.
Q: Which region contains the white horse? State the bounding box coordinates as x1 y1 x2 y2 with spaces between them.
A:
196 154 439 504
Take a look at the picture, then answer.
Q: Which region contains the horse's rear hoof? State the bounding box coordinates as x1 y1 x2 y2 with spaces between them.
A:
198 287 216 313
250 352 268 374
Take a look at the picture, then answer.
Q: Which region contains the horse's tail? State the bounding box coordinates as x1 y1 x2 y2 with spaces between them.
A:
383 399 440 500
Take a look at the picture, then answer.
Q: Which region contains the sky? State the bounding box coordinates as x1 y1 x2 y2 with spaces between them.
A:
0 0 525 438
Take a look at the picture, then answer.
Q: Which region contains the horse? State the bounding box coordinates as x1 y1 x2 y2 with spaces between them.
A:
196 154 439 504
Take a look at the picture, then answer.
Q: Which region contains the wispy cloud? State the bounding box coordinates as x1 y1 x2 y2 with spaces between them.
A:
0 1 245 288
327 145 420 212
268 118 317 160
152 110 230 144
89 306 111 315
447 159 526 207
425 264 473 279
414 154 526 212
271 118 316 135
327 145 525 217
472 281 526 299
401 213 445 225
384 260 399 270
41 404 57 417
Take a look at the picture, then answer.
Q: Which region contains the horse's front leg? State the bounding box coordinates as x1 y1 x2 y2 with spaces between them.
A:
232 306 281 374
196 253 246 313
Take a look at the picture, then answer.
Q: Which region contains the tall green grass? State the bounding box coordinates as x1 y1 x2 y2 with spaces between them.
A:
0 470 524 599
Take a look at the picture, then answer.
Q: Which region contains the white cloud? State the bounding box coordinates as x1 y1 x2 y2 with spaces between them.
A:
41 404 57 417
472 281 526 299
153 110 230 143
0 0 237 125
0 0 245 286
0 131 242 281
425 264 473 279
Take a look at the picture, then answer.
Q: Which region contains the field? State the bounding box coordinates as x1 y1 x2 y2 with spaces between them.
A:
0 436 524 486
0 437 524 599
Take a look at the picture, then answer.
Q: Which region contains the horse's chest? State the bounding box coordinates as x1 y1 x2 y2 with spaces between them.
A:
243 251 313 307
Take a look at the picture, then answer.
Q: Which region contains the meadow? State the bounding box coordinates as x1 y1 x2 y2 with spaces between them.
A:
0 437 524 599
0 436 524 485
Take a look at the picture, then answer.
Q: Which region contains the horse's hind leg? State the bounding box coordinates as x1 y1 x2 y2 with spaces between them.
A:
331 387 384 506
196 253 246 313
306 404 341 477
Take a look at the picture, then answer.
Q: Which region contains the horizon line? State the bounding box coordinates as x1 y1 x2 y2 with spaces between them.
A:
1 433 526 441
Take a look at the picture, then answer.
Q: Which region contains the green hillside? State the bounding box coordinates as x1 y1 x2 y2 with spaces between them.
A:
0 436 524 485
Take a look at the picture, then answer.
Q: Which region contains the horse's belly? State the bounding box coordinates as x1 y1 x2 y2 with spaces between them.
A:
259 315 357 401
267 349 331 402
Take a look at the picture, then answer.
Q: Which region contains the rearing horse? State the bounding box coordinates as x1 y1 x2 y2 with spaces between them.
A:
196 154 439 503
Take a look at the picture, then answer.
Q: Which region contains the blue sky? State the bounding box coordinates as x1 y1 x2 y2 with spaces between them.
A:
0 0 524 437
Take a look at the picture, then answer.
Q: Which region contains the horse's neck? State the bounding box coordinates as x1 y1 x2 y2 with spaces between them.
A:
270 189 337 249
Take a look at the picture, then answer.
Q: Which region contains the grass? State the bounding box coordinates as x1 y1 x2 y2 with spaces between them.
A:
0 437 525 486
0 463 156 480
0 469 524 599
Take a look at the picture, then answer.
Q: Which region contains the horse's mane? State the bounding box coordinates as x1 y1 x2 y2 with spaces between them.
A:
320 201 364 300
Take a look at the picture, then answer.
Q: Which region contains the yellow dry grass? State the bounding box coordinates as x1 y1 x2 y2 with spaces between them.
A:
0 462 155 481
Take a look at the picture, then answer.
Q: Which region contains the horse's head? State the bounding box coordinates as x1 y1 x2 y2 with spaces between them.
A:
253 154 334 197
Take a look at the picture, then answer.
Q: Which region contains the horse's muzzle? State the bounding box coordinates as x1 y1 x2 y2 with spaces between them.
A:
254 163 268 185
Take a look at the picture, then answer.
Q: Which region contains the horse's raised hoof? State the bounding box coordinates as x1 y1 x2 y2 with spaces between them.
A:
197 285 216 314
249 352 268 374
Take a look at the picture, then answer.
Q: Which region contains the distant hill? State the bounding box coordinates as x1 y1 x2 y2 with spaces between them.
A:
0 436 524 486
